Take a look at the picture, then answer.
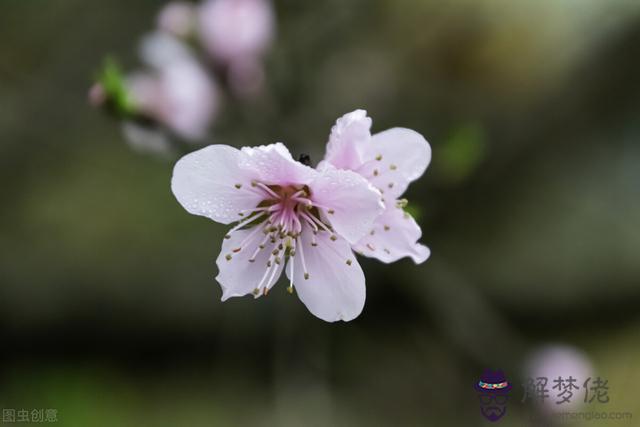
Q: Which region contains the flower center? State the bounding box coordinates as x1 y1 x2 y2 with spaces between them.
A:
223 180 340 296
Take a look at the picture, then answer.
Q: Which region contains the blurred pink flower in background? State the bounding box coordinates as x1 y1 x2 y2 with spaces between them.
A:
524 344 594 412
157 1 197 39
127 32 219 141
198 0 275 96
319 110 431 264
198 0 274 64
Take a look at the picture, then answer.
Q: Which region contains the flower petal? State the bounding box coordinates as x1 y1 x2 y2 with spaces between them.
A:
198 0 275 64
159 60 218 140
358 127 431 198
216 227 284 300
240 142 317 186
324 109 371 170
287 226 365 322
354 202 430 264
171 145 264 224
309 165 384 244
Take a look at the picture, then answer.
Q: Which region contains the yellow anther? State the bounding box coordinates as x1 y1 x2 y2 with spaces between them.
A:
396 199 408 208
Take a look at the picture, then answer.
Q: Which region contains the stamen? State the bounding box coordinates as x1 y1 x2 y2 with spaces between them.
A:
234 183 242 189
254 181 280 199
396 199 408 208
303 211 333 233
297 236 309 280
375 154 382 161
238 206 270 215
287 240 295 293
291 212 303 234
389 164 397 170
384 225 390 231
290 189 308 199
230 222 265 254
255 261 274 294
226 211 267 235
250 231 272 261
388 182 394 189
299 211 319 232
263 256 281 293
225 254 232 261
346 259 352 266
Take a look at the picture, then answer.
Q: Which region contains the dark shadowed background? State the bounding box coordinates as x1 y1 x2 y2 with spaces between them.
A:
1 0 640 426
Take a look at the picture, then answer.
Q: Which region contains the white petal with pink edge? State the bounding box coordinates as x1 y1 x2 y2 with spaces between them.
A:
357 127 431 199
171 145 263 224
240 142 317 186
354 202 430 264
324 109 371 170
216 227 285 300
286 225 366 322
309 165 384 244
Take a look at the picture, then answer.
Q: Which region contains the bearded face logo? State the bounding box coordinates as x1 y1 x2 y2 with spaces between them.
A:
475 369 512 422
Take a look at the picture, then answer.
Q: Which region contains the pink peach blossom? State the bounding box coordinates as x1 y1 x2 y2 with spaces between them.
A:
157 2 197 39
198 0 275 65
128 32 219 141
319 110 431 264
172 142 383 321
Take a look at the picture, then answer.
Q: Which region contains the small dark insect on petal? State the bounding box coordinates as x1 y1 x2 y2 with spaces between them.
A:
298 153 311 166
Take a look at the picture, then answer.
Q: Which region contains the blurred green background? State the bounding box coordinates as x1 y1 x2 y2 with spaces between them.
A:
1 0 640 425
